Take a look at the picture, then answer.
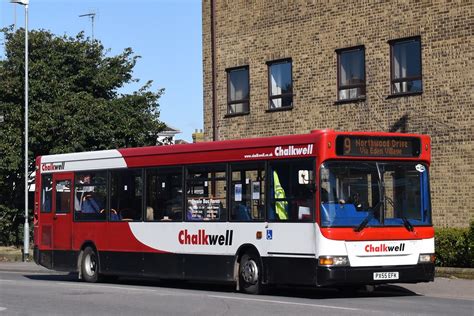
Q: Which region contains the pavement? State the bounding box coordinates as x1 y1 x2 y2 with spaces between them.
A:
0 261 52 274
435 266 474 279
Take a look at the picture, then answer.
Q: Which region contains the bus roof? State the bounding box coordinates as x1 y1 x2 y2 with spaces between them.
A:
37 129 430 173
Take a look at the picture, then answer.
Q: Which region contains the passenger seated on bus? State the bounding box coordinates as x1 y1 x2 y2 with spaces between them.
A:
234 204 251 221
81 192 103 213
186 200 202 220
186 209 202 220
109 209 121 221
171 208 183 220
146 206 154 221
338 193 363 209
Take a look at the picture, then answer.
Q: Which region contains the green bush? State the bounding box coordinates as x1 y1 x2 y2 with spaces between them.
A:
0 205 23 246
435 221 473 268
467 220 474 267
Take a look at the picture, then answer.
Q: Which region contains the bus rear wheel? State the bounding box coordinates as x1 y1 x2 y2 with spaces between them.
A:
81 247 99 283
239 251 262 294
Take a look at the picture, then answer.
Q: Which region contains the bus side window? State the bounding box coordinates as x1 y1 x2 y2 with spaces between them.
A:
74 172 107 221
268 159 314 222
146 167 183 222
230 162 265 221
110 169 143 221
41 174 53 213
185 165 227 221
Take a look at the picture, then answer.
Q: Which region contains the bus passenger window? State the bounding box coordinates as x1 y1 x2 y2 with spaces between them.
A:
74 172 107 221
186 165 227 221
55 180 71 213
41 175 53 213
146 167 183 221
110 169 143 221
230 162 265 221
268 159 314 222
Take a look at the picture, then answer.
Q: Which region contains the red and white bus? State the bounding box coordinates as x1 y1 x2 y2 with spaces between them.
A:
33 129 435 294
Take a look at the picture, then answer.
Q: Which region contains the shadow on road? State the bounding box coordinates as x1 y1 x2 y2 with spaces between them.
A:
23 273 419 300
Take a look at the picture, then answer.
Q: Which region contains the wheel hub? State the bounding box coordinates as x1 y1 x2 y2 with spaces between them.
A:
84 254 97 276
242 259 258 284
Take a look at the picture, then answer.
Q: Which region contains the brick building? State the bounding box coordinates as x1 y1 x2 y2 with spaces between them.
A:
202 0 473 227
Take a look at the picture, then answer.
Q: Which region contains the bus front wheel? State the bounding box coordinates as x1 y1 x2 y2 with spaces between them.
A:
239 251 262 294
81 247 99 283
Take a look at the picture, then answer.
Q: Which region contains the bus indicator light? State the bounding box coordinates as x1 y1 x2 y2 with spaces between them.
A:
418 254 435 263
319 257 333 265
319 256 349 266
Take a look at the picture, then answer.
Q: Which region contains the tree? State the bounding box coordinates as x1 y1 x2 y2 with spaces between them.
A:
0 28 165 245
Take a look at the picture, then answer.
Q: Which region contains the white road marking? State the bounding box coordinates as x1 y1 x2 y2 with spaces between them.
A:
0 307 7 311
208 295 361 311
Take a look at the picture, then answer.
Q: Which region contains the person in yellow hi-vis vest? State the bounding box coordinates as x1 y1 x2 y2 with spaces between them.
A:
273 171 288 220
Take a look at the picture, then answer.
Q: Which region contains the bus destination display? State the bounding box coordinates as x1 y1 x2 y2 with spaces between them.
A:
336 136 421 157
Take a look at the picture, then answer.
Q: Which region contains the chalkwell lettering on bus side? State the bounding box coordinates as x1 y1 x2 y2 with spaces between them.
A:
178 229 233 246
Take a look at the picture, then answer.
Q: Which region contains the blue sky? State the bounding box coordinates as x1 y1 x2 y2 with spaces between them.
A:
1 0 203 142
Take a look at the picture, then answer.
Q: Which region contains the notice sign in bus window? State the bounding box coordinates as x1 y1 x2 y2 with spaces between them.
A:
336 136 421 157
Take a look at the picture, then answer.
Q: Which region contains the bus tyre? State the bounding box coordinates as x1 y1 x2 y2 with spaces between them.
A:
81 247 99 283
239 252 261 295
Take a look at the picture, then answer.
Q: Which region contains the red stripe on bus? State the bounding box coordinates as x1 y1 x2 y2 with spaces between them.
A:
320 226 434 241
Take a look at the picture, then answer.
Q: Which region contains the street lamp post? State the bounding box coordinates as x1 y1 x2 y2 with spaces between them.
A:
10 0 29 262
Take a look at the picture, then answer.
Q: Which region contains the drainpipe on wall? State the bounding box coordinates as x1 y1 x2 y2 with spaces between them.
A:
211 0 217 141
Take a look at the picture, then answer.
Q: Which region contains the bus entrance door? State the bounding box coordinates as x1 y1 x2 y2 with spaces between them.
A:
51 172 74 269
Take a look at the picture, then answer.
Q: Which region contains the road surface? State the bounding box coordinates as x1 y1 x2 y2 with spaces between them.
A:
0 262 472 315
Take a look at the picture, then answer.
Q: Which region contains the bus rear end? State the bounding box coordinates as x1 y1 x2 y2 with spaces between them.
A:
315 132 434 286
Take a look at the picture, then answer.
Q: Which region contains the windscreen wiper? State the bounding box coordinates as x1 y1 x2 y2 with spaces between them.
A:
384 196 414 232
353 201 380 232
401 216 414 232
354 201 382 232
354 212 374 232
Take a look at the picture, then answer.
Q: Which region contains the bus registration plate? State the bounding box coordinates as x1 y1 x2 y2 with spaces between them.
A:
373 272 399 280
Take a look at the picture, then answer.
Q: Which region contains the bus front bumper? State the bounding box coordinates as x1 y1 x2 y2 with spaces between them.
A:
316 263 435 287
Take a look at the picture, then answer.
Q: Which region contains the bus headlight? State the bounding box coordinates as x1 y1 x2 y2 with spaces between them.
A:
318 256 350 267
418 253 435 263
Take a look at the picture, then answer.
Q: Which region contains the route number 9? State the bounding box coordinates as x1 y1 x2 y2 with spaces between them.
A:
343 137 351 154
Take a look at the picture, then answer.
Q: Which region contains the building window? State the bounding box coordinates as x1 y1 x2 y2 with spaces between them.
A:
226 66 249 115
268 59 293 109
390 37 422 95
337 46 365 101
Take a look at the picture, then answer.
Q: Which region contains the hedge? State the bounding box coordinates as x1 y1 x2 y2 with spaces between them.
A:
435 221 474 268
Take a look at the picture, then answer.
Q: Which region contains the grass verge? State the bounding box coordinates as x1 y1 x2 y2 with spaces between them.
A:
0 246 28 262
